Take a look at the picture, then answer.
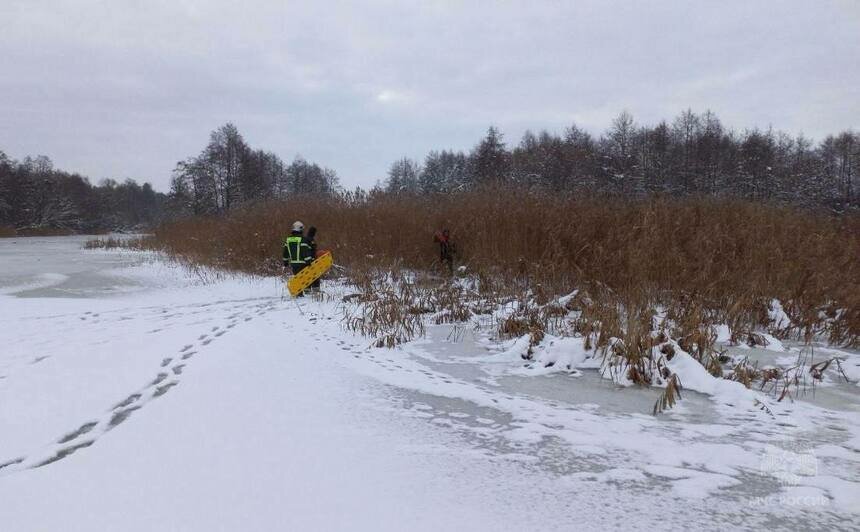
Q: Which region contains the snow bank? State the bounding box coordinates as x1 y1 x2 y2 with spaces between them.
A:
481 332 767 411
665 349 763 407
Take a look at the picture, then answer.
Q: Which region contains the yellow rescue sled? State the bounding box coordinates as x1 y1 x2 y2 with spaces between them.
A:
287 251 333 297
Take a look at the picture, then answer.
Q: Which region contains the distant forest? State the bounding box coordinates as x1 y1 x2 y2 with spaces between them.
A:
1 108 857 235
168 111 858 216
381 110 858 212
0 151 166 234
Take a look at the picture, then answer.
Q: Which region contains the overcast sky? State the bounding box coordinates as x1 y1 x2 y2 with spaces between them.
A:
1 0 858 191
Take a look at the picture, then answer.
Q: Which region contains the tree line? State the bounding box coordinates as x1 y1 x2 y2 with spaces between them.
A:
2 110 856 235
167 123 341 216
0 151 165 233
384 110 858 212
0 123 343 233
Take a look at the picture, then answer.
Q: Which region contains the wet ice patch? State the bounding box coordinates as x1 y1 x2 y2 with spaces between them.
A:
670 471 741 499
567 467 648 484
0 272 69 295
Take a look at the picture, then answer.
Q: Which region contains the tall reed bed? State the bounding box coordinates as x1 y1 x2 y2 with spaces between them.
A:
144 190 859 347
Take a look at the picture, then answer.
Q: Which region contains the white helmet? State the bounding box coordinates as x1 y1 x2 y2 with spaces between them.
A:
292 220 304 232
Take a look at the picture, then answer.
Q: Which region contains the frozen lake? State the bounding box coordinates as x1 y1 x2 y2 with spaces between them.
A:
0 235 147 297
1 236 858 531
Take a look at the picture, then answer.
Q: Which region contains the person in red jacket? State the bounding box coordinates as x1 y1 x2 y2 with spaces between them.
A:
433 228 456 274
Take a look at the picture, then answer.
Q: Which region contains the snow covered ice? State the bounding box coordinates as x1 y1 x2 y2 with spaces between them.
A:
1 236 860 531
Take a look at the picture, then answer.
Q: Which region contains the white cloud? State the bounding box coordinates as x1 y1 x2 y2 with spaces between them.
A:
375 89 412 104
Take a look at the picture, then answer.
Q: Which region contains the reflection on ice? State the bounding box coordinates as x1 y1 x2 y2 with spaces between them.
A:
0 235 148 298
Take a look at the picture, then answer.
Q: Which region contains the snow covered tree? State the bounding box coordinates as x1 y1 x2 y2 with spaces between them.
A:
670 109 701 193
696 110 727 195
284 156 340 196
470 126 510 186
420 150 469 194
737 129 776 201
203 123 250 212
562 123 597 191
244 149 285 201
0 150 12 223
604 111 643 194
831 131 858 209
510 130 576 191
385 158 422 194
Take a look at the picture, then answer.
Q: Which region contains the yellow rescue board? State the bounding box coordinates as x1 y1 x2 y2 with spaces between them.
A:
287 251 333 296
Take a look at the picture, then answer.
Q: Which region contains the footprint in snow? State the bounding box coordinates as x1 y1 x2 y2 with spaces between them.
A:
108 406 140 429
1 306 258 473
35 441 94 468
153 382 177 397
0 457 24 471
57 421 98 444
113 393 141 410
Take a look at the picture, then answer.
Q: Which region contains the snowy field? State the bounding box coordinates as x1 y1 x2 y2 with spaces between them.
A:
1 236 859 531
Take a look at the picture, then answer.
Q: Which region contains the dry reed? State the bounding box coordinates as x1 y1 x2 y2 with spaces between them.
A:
144 190 859 348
